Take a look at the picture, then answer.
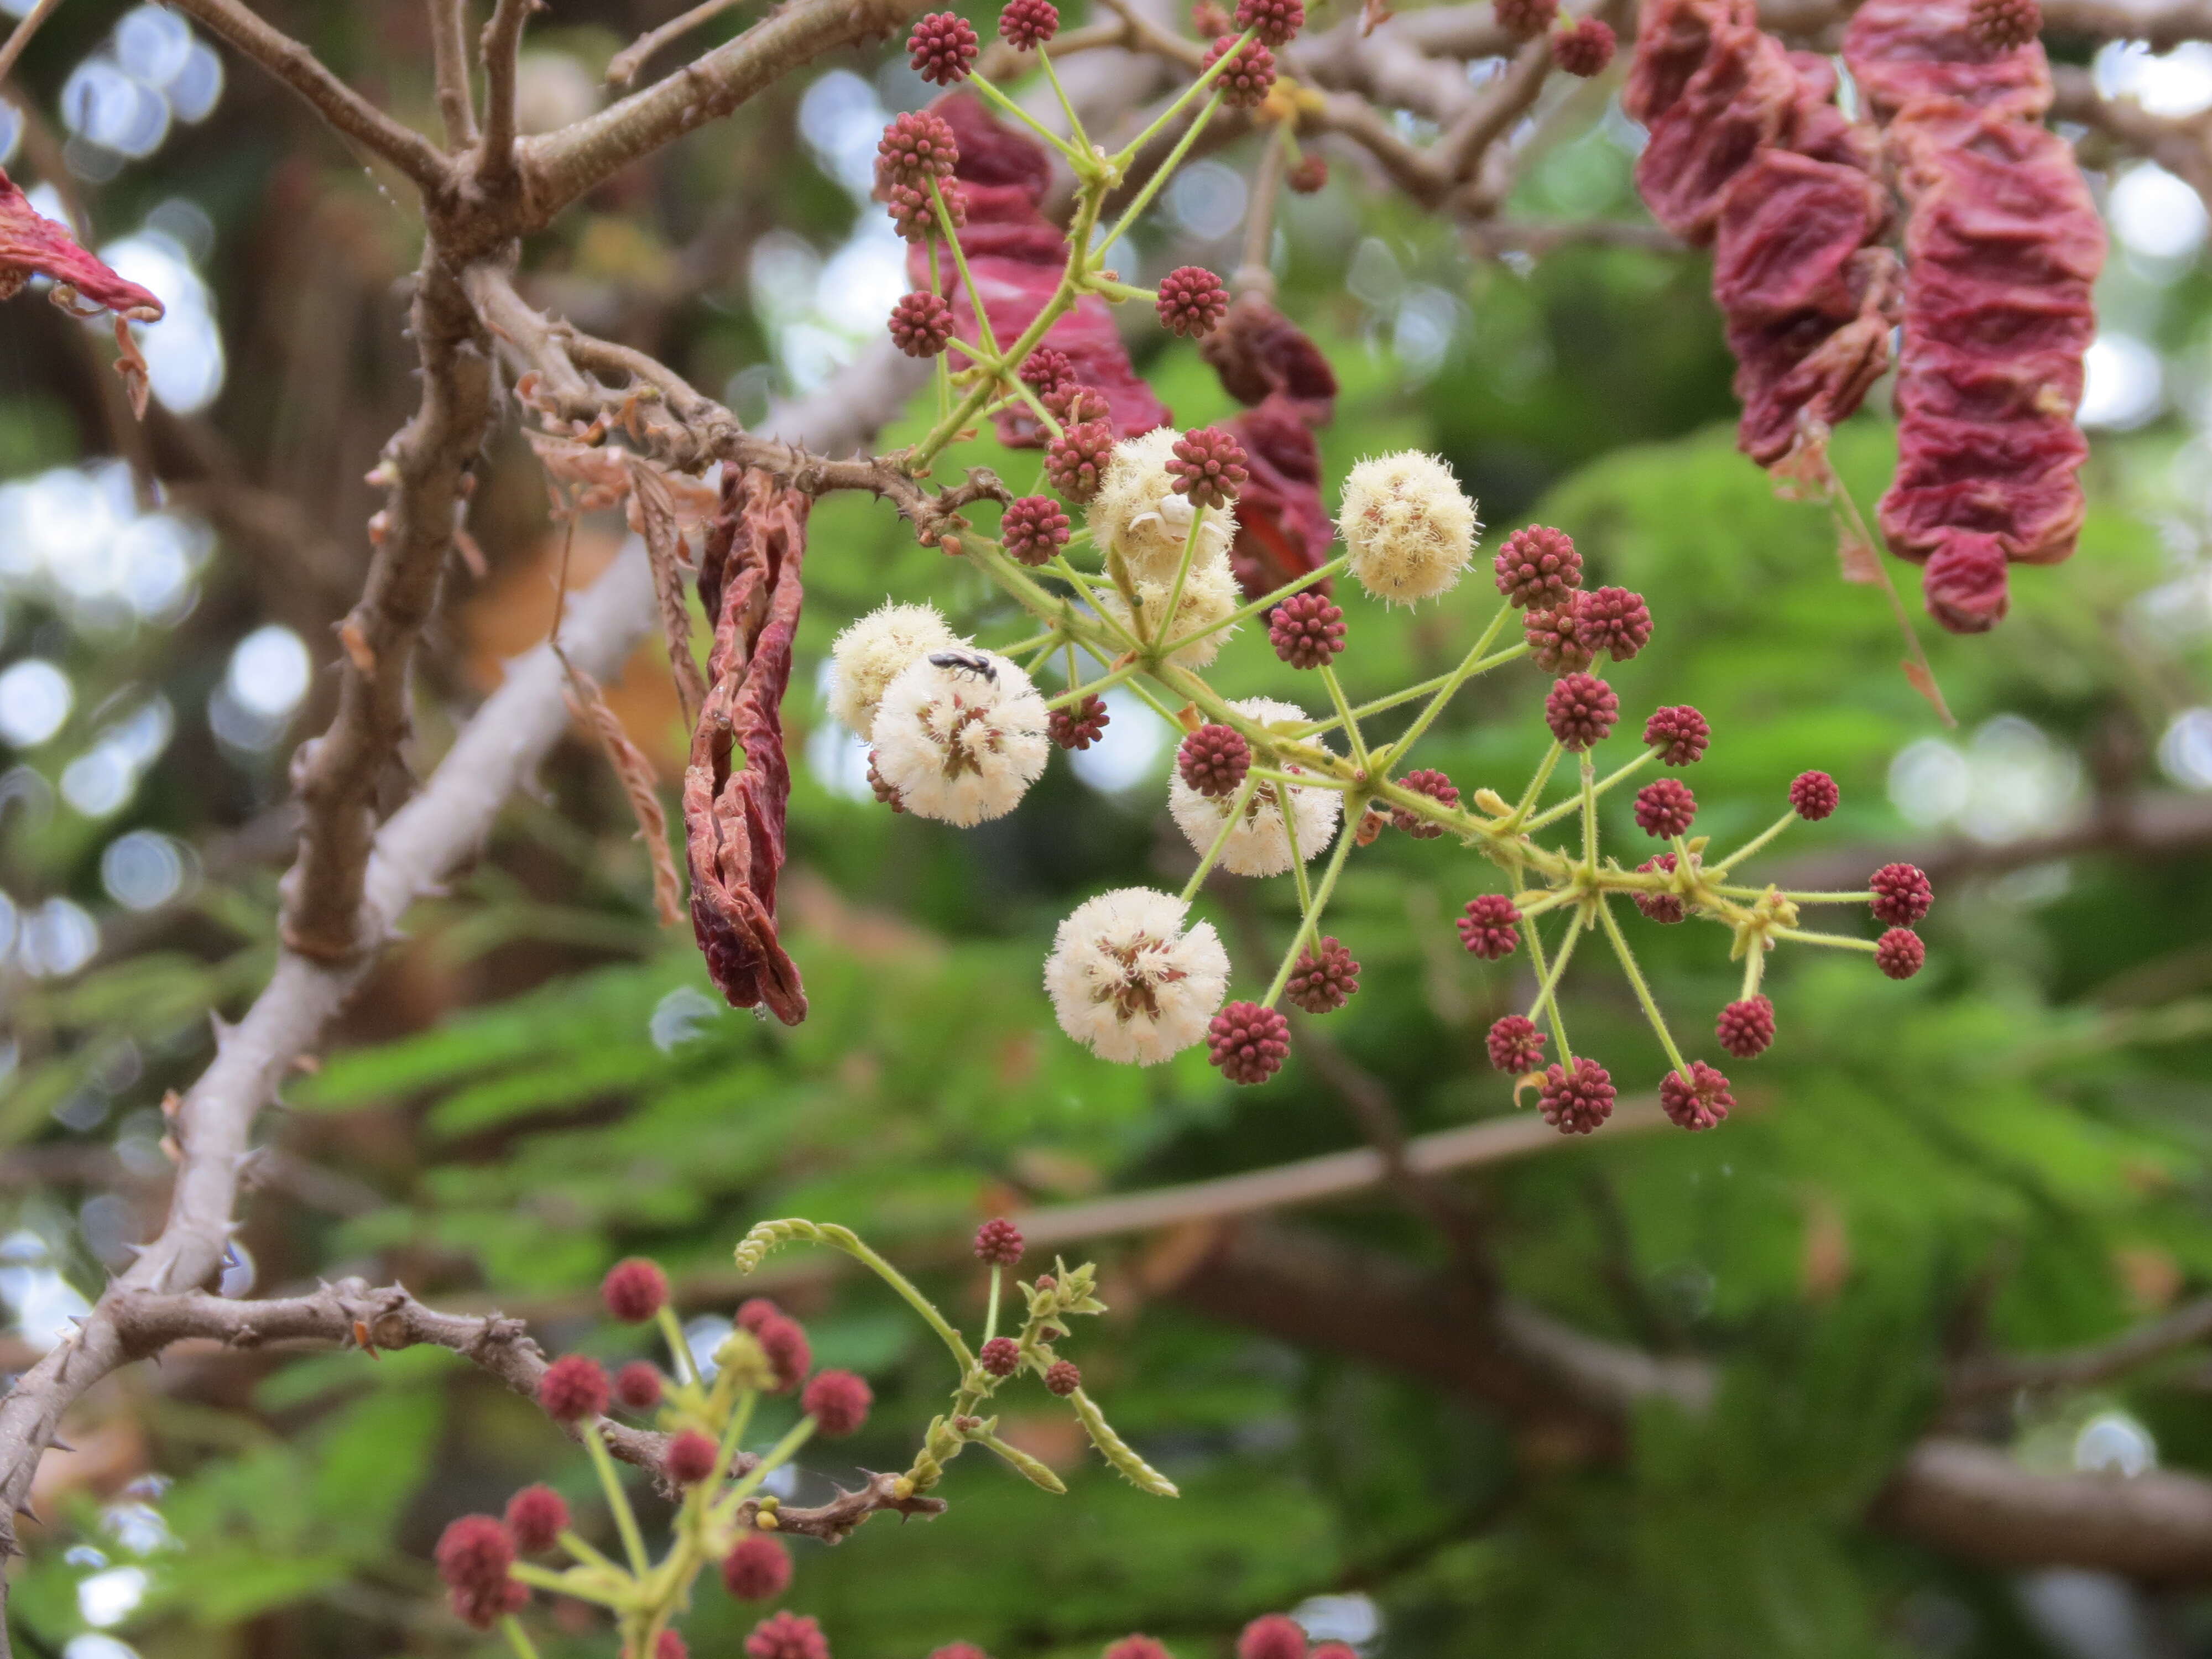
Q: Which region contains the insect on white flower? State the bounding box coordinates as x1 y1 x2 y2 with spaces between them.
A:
1044 887 1230 1064
1167 696 1343 877
870 650 1050 826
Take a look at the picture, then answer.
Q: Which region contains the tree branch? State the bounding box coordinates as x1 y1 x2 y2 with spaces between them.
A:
160 0 452 194
478 0 536 186
1950 1297 2212 1402
427 0 480 149
606 0 754 88
280 259 495 961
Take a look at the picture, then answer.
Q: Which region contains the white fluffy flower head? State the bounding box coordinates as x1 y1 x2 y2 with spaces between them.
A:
1044 887 1230 1065
1339 451 1480 606
1088 427 1237 583
1168 696 1344 877
828 601 959 739
870 650 1049 826
1100 556 1242 669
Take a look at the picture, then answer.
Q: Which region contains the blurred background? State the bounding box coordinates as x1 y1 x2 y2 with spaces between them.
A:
3 1 2212 1655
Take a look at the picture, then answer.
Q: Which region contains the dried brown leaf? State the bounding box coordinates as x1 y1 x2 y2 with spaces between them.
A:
629 458 707 726
567 665 685 927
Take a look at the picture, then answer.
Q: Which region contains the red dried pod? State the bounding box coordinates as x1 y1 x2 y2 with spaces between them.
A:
1624 2 1900 471
0 167 165 320
685 471 809 1022
1843 0 2103 633
1202 294 1340 599
1968 0 2041 52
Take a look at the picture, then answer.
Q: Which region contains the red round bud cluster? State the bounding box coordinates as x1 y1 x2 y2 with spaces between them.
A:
802 1368 873 1435
1790 770 1839 821
1285 936 1360 1014
1659 1061 1734 1131
1045 1359 1082 1395
1876 928 1926 980
979 1335 1021 1376
1968 0 2041 52
1167 426 1249 508
664 1430 719 1485
1020 347 1074 394
1525 598 1594 674
877 112 959 189
538 1354 610 1422
1493 0 1558 34
974 1217 1025 1266
1493 525 1582 609
755 1312 812 1393
931 1647 993 1659
1574 586 1652 662
1392 769 1459 837
1313 1647 1359 1659
738 1297 782 1331
1644 705 1709 766
884 179 964 242
615 1360 664 1411
747 1610 831 1659
1001 495 1071 567
1716 995 1775 1059
1049 693 1111 750
659 1632 689 1659
1538 1056 1616 1136
1104 1641 1172 1659
999 0 1060 48
1156 265 1229 337
1546 672 1619 751
1046 421 1115 500
908 11 980 82
1634 852 1689 924
1178 723 1251 797
1208 1000 1291 1084
1268 591 1345 668
889 291 955 358
1486 1014 1547 1073
1233 0 1305 45
1203 34 1278 106
1552 17 1616 76
1288 154 1328 193
1457 894 1522 959
1238 1614 1309 1659
505 1485 568 1553
723 1533 793 1601
1043 381 1110 425
1634 778 1697 839
436 1514 527 1628
602 1256 669 1323
1870 863 1933 926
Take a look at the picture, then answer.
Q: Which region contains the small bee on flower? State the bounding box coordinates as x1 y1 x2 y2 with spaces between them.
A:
870 650 1050 826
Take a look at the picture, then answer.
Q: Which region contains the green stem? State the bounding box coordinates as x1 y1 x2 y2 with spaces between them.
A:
1044 660 1139 711
1284 785 1319 951
1291 642 1528 735
1713 810 1798 877
1152 502 1208 654
1761 889 1875 905
1523 917 1574 1065
1318 664 1371 776
1383 601 1514 771
710 1416 821 1528
1768 927 1881 953
583 1422 651 1577
1509 742 1566 827
985 1265 1003 1343
500 1614 545 1659
1038 47 1090 152
1181 773 1262 902
1179 554 1351 658
930 176 1001 360
1578 752 1600 872
508 1561 624 1606
656 1305 698 1389
1522 748 1656 834
1107 28 1250 171
1265 812 1355 1004
1095 89 1227 258
1597 897 1689 1077
966 69 1088 164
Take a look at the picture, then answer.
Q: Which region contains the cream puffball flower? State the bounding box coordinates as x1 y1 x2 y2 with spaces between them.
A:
1044 887 1230 1065
1088 427 1237 582
870 651 1050 826
1339 451 1481 605
828 601 960 739
1167 696 1344 877
1100 557 1242 669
